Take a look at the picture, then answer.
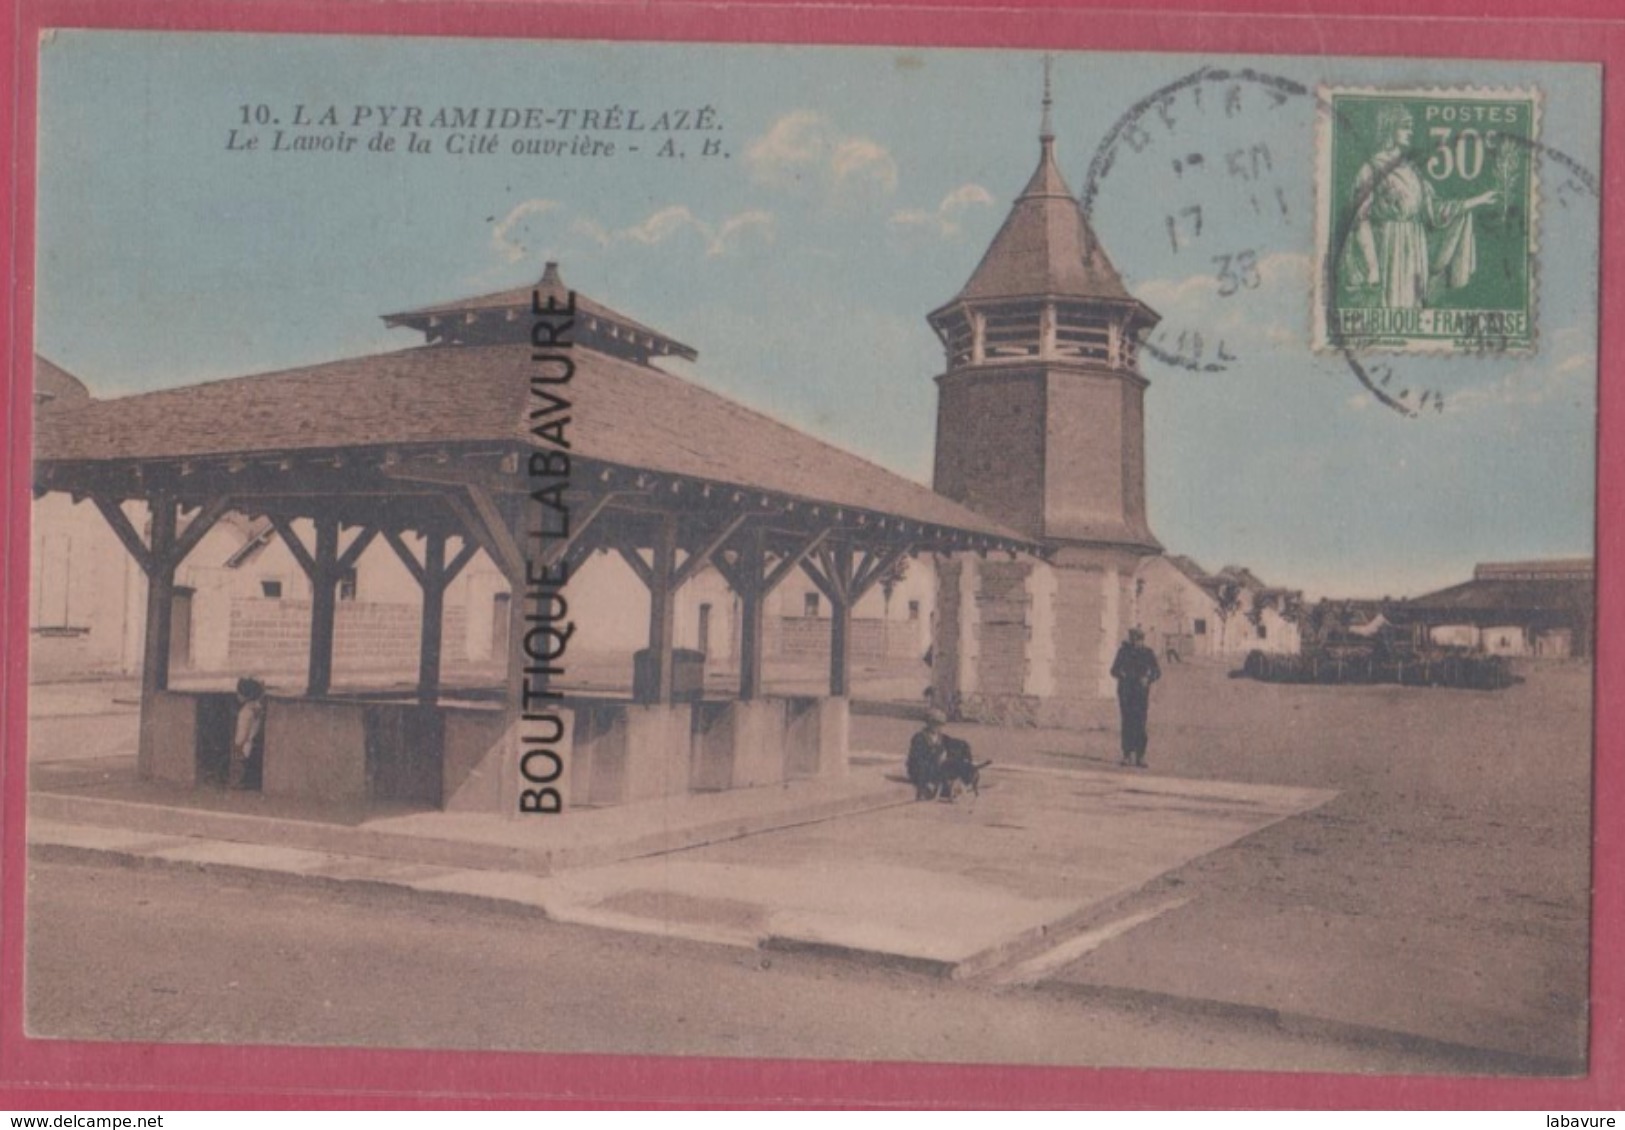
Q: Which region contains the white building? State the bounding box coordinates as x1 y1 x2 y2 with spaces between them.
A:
1134 554 1302 660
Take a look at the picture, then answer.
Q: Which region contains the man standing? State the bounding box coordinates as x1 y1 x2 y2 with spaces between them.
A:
227 677 267 790
1111 628 1161 768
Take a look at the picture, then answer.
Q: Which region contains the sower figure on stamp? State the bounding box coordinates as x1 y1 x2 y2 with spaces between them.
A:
1111 629 1161 769
1345 104 1499 309
227 677 267 790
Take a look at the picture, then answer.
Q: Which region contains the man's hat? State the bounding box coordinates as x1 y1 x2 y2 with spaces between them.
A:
1128 628 1146 642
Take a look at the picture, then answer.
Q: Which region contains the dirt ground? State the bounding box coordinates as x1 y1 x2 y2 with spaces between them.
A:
24 657 1594 1070
853 657 1595 1069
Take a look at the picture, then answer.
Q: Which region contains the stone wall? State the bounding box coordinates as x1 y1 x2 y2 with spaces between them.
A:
974 560 1032 698
773 615 922 661
933 552 1135 731
933 368 1047 538
227 598 469 674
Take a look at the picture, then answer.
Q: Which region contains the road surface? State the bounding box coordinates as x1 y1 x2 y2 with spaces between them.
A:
26 854 1475 1074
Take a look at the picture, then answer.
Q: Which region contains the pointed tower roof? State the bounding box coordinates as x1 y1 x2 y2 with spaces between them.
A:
948 118 1135 306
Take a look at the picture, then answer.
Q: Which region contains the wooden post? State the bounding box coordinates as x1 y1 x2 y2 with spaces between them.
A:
306 516 339 697
829 544 853 697
418 531 447 703
738 527 766 701
647 512 678 704
140 494 178 700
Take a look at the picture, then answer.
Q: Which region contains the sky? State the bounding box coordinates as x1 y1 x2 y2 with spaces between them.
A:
31 32 1601 599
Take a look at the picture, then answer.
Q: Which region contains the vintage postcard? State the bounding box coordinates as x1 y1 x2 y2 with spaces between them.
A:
5 13 1612 1108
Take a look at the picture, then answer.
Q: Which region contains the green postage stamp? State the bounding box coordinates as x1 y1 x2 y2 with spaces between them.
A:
1314 86 1540 353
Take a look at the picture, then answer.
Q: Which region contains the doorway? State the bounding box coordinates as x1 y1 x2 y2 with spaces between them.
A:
169 587 195 671
491 592 511 660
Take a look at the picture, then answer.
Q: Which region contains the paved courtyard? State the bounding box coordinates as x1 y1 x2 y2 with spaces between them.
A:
852 657 1594 1068
24 655 1594 1071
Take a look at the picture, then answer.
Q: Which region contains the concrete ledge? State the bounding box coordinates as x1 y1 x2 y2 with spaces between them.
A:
29 768 908 877
760 936 957 979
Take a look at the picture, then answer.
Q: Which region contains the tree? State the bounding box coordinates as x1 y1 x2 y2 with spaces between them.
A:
1213 581 1243 651
879 554 910 618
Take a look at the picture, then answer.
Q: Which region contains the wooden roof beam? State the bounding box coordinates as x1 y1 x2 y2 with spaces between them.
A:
381 528 428 586
672 513 749 589
763 527 832 593
336 526 379 571
537 492 618 570
267 515 318 579
448 485 524 583
91 497 156 577
170 495 235 567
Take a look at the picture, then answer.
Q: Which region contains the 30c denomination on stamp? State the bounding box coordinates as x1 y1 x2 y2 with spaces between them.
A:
1314 86 1540 354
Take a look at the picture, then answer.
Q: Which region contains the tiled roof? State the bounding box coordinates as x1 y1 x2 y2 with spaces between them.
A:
385 263 697 361
951 139 1136 305
1473 558 1594 581
34 341 1030 543
1164 554 1211 586
1214 565 1270 590
1409 576 1594 615
34 354 92 407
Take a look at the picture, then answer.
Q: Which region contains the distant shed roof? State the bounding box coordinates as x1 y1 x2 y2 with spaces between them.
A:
1409 575 1593 617
1473 558 1593 582
34 341 1030 544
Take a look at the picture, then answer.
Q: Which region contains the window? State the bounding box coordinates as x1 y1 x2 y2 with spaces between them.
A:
1194 618 1207 636
338 567 358 601
261 579 283 599
803 592 820 618
36 532 72 627
907 600 921 621
1258 623 1268 640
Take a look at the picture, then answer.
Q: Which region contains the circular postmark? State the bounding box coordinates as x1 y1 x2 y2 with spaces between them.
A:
1077 65 1598 418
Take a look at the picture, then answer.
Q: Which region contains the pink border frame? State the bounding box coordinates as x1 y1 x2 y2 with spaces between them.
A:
2 0 1619 1109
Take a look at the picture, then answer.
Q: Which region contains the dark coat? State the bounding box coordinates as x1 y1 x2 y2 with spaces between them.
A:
1111 642 1161 757
1110 642 1162 693
907 729 947 788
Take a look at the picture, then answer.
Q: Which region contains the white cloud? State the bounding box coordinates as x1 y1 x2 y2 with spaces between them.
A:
745 111 898 201
890 183 995 237
1134 252 1311 358
570 205 775 258
1442 325 1595 413
1135 251 1310 315
490 199 562 263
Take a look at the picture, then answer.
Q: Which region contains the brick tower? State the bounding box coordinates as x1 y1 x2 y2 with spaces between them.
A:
929 72 1163 727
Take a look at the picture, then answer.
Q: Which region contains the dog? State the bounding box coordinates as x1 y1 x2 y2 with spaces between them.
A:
936 736 992 801
906 718 993 802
